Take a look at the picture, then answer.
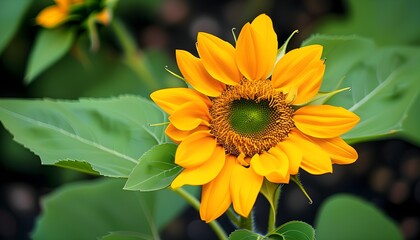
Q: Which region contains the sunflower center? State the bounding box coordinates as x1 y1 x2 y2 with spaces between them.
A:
209 79 295 158
229 99 271 136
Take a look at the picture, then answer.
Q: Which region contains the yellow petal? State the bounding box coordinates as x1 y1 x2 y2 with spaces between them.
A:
250 148 288 180
236 18 277 81
314 137 358 164
169 102 210 131
251 151 289 183
165 123 209 143
95 8 112 25
200 155 235 222
230 160 263 217
267 147 289 176
55 0 71 9
272 45 325 104
171 146 225 188
150 88 211 115
197 32 241 85
176 50 225 97
294 105 360 138
36 5 67 28
250 14 278 79
175 131 217 168
288 130 332 174
276 137 302 175
267 172 290 183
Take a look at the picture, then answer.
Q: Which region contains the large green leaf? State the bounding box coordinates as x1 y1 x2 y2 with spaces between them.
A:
315 194 403 240
100 231 153 240
124 143 181 191
25 28 76 84
303 35 420 145
303 35 375 93
315 0 420 46
32 178 198 240
0 96 168 177
0 0 32 54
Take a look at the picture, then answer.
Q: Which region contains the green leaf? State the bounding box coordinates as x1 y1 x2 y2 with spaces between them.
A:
124 143 181 191
0 0 32 54
302 35 376 93
25 28 76 84
315 0 420 46
0 96 168 177
32 178 197 240
303 35 420 146
315 194 403 240
268 221 315 240
100 231 153 240
229 229 265 240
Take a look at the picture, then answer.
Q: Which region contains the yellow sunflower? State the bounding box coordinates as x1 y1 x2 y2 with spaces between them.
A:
151 14 360 222
36 0 111 28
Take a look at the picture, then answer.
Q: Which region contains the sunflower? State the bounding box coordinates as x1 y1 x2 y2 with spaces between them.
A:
151 14 360 222
36 0 111 28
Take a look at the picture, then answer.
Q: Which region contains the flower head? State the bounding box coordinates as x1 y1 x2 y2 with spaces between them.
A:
36 0 112 28
151 14 360 222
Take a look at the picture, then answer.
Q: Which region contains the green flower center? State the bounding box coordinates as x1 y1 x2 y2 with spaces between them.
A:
229 99 272 137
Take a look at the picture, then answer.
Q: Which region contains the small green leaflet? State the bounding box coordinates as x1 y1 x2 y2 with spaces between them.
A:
267 221 315 240
25 27 76 84
124 143 182 191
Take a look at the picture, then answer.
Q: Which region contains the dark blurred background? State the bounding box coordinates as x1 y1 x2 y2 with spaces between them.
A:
1 0 419 239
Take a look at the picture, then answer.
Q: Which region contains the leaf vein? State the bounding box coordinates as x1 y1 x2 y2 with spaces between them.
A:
0 107 138 164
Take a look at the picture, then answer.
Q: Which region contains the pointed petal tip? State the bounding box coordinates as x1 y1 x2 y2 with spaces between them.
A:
236 19 277 80
252 13 272 23
196 31 241 85
304 44 324 55
176 50 225 97
294 105 361 139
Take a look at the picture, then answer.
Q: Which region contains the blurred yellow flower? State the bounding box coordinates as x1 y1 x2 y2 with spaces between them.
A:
36 0 111 28
151 14 360 222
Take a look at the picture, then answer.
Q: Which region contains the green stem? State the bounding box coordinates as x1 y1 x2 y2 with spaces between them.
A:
226 207 240 228
86 15 100 52
267 186 281 233
239 215 253 231
173 188 228 240
110 18 159 91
